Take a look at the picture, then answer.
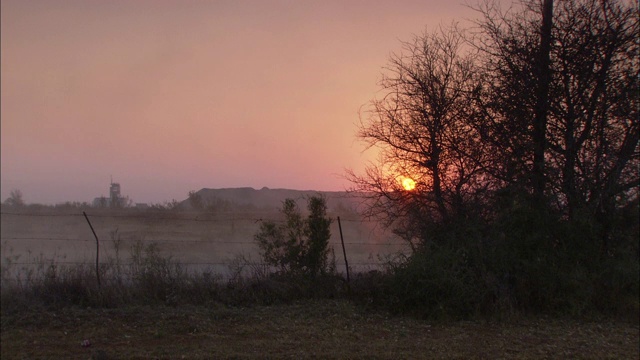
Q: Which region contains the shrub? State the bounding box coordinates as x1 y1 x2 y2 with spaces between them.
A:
373 197 639 320
255 196 334 278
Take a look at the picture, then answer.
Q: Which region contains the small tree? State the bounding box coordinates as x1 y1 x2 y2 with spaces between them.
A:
255 196 333 278
4 189 25 207
305 196 333 277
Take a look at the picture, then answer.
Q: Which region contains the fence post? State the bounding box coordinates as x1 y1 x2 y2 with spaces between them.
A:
337 216 350 284
83 211 101 287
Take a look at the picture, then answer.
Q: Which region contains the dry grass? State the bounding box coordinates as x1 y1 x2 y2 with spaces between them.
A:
2 299 638 359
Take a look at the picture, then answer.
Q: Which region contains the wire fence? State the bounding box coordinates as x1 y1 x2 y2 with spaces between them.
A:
1 210 410 280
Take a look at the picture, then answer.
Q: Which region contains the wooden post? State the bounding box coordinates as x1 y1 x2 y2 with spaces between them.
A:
337 216 350 284
83 211 101 287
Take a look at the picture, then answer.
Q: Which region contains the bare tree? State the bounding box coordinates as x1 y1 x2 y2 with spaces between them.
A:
474 0 638 243
348 25 487 244
468 1 639 314
4 189 25 207
351 0 637 250
546 0 638 250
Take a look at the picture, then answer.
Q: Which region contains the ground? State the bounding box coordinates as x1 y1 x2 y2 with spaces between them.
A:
2 299 638 359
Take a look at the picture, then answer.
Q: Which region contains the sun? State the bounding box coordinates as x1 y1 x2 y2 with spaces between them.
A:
401 177 416 191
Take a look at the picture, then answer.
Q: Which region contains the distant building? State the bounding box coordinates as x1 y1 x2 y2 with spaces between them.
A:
110 182 121 204
93 180 129 208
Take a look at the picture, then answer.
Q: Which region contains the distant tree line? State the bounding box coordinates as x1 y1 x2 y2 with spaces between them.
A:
1 189 172 212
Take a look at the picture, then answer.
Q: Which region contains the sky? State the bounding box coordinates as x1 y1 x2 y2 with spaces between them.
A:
2 0 482 205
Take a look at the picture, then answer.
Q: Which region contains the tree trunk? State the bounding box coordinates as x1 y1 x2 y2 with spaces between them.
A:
532 0 553 201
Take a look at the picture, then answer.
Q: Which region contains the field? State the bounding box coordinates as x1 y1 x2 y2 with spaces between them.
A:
1 206 408 280
2 300 638 359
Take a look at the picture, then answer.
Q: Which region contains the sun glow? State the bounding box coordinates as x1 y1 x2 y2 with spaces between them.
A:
401 177 416 191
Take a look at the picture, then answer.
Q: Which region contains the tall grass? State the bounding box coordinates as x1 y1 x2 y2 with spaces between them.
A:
0 236 347 315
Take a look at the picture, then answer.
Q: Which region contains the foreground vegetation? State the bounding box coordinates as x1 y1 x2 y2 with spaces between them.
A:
2 300 638 359
1 236 638 359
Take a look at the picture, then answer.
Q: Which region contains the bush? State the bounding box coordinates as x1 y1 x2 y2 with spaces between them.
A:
368 197 640 320
255 196 334 278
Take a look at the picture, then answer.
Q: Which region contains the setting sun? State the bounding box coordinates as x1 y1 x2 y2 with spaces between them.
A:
401 177 416 191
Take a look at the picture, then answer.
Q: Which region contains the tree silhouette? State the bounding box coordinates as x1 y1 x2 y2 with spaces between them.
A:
351 0 638 249
4 189 25 207
255 196 333 278
348 25 488 244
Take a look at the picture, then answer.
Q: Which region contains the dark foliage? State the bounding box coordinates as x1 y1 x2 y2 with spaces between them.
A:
255 196 334 278
348 0 638 319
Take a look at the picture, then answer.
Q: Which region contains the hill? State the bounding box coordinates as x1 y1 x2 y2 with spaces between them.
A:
180 187 361 214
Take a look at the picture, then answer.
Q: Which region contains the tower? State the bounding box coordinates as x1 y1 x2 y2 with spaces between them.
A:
110 179 121 207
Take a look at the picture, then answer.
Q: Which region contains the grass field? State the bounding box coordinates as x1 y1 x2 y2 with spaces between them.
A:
1 208 408 280
2 299 638 359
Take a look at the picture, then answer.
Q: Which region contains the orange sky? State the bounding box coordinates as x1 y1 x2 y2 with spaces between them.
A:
1 0 481 204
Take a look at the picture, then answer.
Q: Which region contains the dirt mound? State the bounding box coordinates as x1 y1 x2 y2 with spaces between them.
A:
181 187 360 213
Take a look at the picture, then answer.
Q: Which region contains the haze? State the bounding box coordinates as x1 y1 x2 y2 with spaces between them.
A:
1 0 478 205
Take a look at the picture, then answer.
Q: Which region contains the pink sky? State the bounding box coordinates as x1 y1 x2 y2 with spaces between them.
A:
2 0 481 205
